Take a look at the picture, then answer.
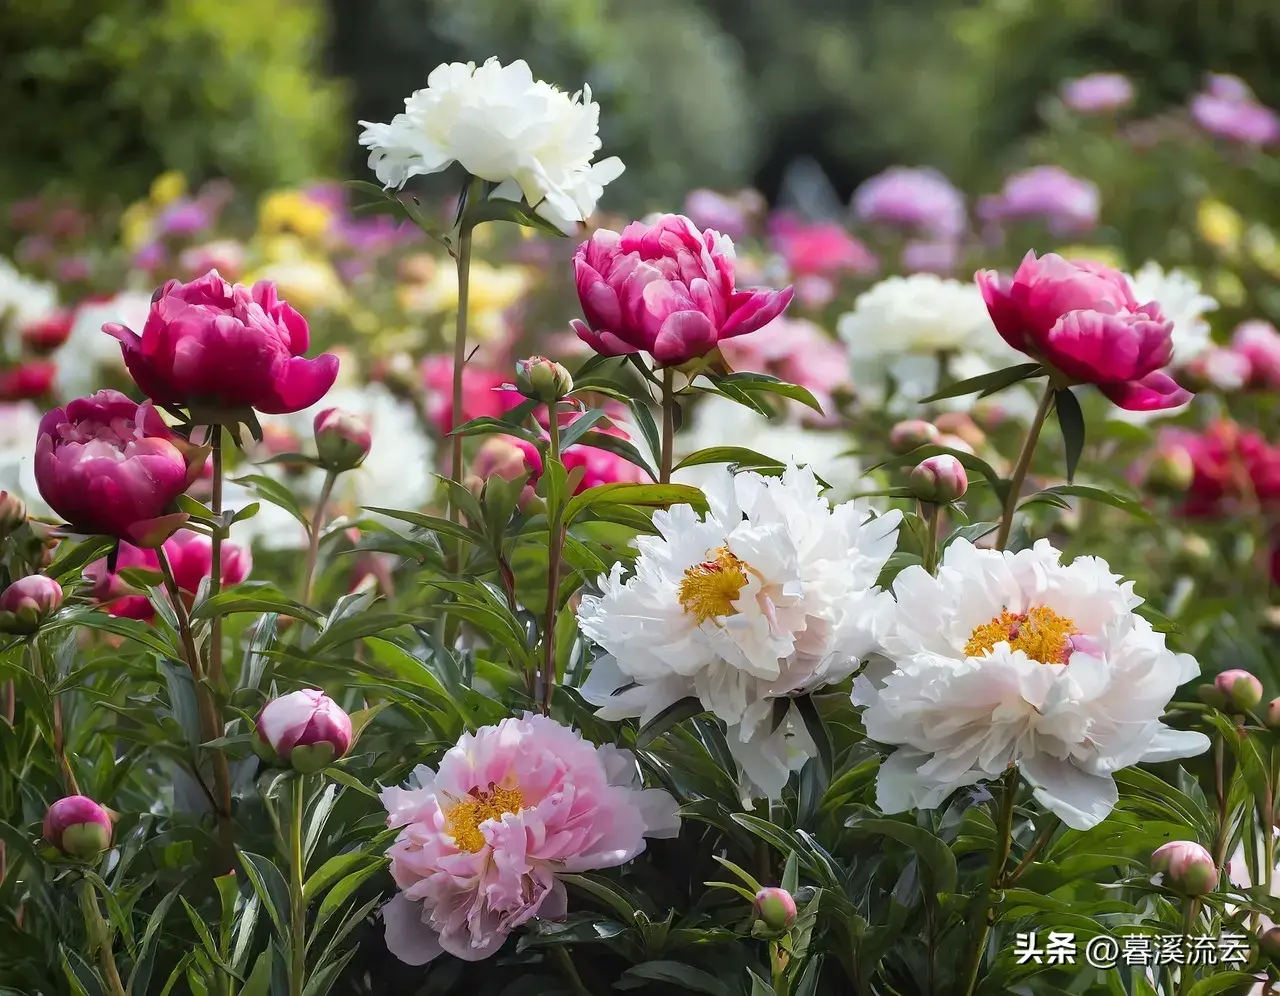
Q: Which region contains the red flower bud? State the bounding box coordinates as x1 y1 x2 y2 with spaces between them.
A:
909 454 968 503
43 796 113 859
313 407 372 473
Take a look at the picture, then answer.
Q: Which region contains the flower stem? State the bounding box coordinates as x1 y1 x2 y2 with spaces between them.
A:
993 382 1055 551
550 946 590 996
29 641 79 794
1177 898 1200 996
541 409 563 715
209 427 225 687
81 879 126 996
660 367 675 483
921 503 942 575
300 470 337 604
959 767 1018 996
1005 815 1059 885
449 222 475 503
289 774 307 996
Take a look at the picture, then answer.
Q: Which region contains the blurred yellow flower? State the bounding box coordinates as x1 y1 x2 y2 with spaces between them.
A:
245 251 348 311
349 309 381 336
1245 225 1280 276
1198 199 1243 253
398 261 530 341
258 190 333 241
120 201 156 251
149 171 187 207
1056 245 1126 270
1209 269 1246 307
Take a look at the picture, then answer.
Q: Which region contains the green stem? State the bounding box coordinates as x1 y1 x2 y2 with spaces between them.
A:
1177 898 1199 996
81 879 127 996
550 946 590 996
300 470 337 604
30 641 78 794
921 504 942 575
993 382 1055 551
1005 815 1059 885
209 427 225 687
541 409 563 715
771 940 789 996
289 775 307 996
959 768 1018 996
449 222 475 502
659 367 675 484
203 430 234 854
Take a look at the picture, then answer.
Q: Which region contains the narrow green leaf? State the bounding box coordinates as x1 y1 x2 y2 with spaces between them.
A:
714 372 824 414
673 446 786 473
236 850 291 940
564 482 706 526
792 696 833 782
615 961 731 996
1022 484 1154 523
844 818 958 894
1054 387 1085 483
918 362 1044 403
228 474 309 527
635 696 705 747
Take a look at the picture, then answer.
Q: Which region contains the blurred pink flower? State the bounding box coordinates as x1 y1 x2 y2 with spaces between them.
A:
719 316 850 424
179 241 246 281
977 250 1189 411
980 166 1100 235
1190 75 1279 145
683 189 751 239
851 167 966 238
900 239 961 275
104 270 339 416
1162 421 1280 517
1060 73 1134 114
21 310 74 353
768 211 878 278
1231 320 1280 387
572 214 793 366
380 713 679 964
0 360 56 401
420 356 524 435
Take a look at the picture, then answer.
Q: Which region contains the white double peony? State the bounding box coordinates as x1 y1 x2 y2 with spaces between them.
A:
854 538 1210 830
577 466 901 799
358 57 624 235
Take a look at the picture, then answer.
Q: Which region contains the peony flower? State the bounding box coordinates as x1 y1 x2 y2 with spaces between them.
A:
855 538 1210 830
512 356 573 403
0 401 48 516
578 466 901 798
35 390 206 546
43 796 113 859
84 531 251 620
980 166 1100 235
1215 668 1264 712
1179 346 1252 393
313 407 372 472
21 310 74 353
103 270 339 416
1125 262 1217 364
1190 75 1280 145
358 58 625 234
1060 73 1135 114
488 409 651 497
255 689 352 773
851 167 967 239
683 189 755 240
1231 320 1280 388
179 240 247 281
420 356 524 435
1151 841 1218 895
572 214 793 366
0 574 63 634
380 713 680 964
1161 421 1280 517
0 361 56 402
900 239 961 276
977 251 1191 411
909 454 967 503
767 212 879 279
753 887 798 932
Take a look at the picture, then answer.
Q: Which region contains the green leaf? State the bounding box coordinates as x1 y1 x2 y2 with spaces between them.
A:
363 507 487 547
573 430 658 480
190 584 323 624
918 362 1044 403
54 607 177 656
635 696 705 748
792 696 833 782
1021 484 1154 522
1186 974 1257 996
844 818 958 894
236 850 291 940
558 408 610 450
461 195 570 237
304 851 374 903
615 961 731 996
564 483 706 526
626 399 662 469
46 535 115 581
1054 387 1085 483
864 444 1008 502
312 861 387 937
713 372 823 414
237 950 273 996
558 873 641 926
228 474 309 527
126 884 182 995
673 446 786 474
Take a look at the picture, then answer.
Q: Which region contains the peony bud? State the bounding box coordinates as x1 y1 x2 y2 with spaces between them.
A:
889 419 940 454
1260 925 1280 961
255 689 353 773
514 356 574 403
933 412 987 451
1267 697 1280 729
1151 840 1218 896
753 887 798 931
0 490 27 534
1144 444 1195 496
43 796 113 860
0 575 63 634
909 455 968 503
1214 669 1263 712
313 408 372 473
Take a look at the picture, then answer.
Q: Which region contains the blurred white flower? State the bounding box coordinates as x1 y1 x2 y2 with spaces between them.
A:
1126 262 1217 362
0 257 58 340
358 57 624 234
0 401 49 515
55 292 150 400
578 466 901 799
855 539 1209 830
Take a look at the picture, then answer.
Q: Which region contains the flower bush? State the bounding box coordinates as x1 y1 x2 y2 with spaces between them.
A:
1 56 1280 996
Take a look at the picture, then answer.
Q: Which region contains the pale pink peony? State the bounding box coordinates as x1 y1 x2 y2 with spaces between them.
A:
380 713 680 964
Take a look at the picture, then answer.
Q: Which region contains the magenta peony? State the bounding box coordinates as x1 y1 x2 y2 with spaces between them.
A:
1060 73 1135 114
976 251 1190 411
380 713 680 964
572 214 794 366
102 270 339 416
85 531 252 620
36 390 207 546
255 689 352 773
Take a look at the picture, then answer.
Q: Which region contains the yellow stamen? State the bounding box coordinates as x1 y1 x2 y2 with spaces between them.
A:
678 547 750 623
443 783 525 853
964 606 1078 665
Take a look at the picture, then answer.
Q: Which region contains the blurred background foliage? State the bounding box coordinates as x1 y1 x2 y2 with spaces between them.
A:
3 0 1280 210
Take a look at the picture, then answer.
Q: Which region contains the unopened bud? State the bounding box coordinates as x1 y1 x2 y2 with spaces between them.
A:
1214 668 1263 712
1144 445 1195 496
514 356 574 403
43 796 113 860
1261 926 1280 961
0 574 63 634
889 419 940 454
255 689 353 773
753 887 797 932
909 455 968 504
934 412 987 451
313 408 372 473
0 490 27 534
1151 840 1218 896
1266 697 1280 729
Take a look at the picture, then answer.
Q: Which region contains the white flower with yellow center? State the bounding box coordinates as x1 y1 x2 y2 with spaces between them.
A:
855 539 1210 830
578 466 902 798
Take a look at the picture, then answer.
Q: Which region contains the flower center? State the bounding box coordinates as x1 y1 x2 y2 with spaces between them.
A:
963 606 1078 665
678 547 750 623
443 783 525 853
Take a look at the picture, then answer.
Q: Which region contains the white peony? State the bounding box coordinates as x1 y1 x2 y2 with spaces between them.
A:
55 292 151 400
358 57 624 235
836 274 1031 415
578 466 902 799
0 257 58 340
854 538 1210 831
0 401 50 515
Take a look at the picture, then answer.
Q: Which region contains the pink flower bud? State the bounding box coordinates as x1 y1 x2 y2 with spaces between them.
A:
1144 444 1195 495
1151 840 1218 895
255 689 352 773
1266 697 1280 730
0 575 63 634
753 887 798 931
0 361 57 402
1261 925 1280 961
1177 346 1251 393
934 412 987 451
43 796 113 859
0 490 27 534
909 455 968 504
889 419 940 454
514 356 574 402
20 311 74 354
1214 669 1263 712
313 408 372 473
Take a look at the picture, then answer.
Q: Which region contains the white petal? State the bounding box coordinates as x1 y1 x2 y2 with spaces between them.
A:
381 895 443 966
1018 753 1118 831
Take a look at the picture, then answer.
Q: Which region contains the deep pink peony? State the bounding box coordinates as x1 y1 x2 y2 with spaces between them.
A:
1162 421 1280 517
976 251 1191 411
572 214 794 366
102 270 339 415
0 361 57 402
768 211 879 278
36 390 207 546
381 713 680 964
420 356 524 435
1231 320 1280 388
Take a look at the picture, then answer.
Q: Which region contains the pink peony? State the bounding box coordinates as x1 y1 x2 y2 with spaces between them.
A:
1190 75 1279 145
1162 421 1280 517
36 390 207 546
851 166 967 239
981 166 1100 235
85 530 251 620
0 574 63 634
976 251 1190 411
380 713 680 964
572 214 794 366
1060 73 1134 114
420 356 524 435
0 361 57 402
103 270 339 416
1231 320 1280 388
768 211 879 278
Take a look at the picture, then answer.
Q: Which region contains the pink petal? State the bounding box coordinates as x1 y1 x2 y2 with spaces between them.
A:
1100 371 1194 411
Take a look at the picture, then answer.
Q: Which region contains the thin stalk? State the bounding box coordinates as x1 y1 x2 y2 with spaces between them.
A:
2 680 13 724
300 470 338 604
921 504 942 575
993 382 1055 551
1177 898 1200 996
31 642 79 794
449 223 475 501
1006 815 1059 884
209 427 225 687
771 940 789 996
81 879 127 996
1211 734 1231 870
550 946 590 996
541 409 563 715
660 367 675 483
959 767 1018 996
289 775 307 996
